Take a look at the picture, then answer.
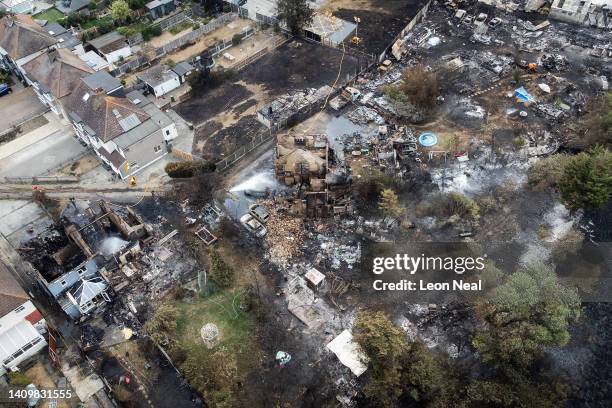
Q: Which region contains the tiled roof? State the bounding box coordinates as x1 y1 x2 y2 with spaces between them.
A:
87 31 128 54
0 263 28 317
0 15 56 60
64 79 150 142
22 48 94 99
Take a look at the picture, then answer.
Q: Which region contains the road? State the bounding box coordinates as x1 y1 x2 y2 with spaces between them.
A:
0 127 87 178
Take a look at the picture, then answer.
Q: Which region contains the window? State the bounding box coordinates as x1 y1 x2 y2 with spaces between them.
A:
60 280 67 286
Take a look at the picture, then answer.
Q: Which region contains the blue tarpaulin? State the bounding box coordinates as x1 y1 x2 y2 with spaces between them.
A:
514 87 535 103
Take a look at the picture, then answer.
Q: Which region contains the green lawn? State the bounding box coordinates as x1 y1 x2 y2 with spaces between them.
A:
175 289 255 350
81 15 114 30
33 8 64 23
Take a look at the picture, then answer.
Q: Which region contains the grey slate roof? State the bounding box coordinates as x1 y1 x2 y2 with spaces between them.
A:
137 64 179 87
87 31 128 54
125 90 152 107
43 23 67 36
172 61 194 77
82 71 122 94
113 121 161 149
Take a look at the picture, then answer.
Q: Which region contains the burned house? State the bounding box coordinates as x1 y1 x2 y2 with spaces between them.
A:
275 132 352 217
46 259 110 320
22 200 154 321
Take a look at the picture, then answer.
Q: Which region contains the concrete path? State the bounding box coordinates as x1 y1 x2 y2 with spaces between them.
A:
0 126 87 178
0 87 48 133
0 112 65 161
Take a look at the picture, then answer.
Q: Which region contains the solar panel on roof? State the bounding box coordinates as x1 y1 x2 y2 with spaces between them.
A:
119 114 141 132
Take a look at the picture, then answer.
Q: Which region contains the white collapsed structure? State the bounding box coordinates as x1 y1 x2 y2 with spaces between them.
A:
326 329 369 377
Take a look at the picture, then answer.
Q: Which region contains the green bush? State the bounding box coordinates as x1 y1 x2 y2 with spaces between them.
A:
142 25 162 40
528 154 571 190
0 69 10 84
231 33 242 46
559 145 612 211
117 26 137 37
165 160 216 178
8 372 31 387
208 250 234 289
431 192 480 223
169 21 192 35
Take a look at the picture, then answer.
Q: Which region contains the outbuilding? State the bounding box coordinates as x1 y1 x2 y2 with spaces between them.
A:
137 64 181 98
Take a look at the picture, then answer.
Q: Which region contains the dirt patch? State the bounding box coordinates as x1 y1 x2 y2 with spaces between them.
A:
49 153 100 177
232 98 257 115
175 39 360 159
239 40 359 96
195 115 266 160
163 18 256 63
325 0 430 54
193 120 223 153
176 82 253 125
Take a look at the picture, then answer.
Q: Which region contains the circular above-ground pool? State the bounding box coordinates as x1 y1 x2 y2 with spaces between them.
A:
419 132 438 147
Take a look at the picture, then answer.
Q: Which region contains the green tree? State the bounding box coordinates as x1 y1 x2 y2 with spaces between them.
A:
473 262 581 375
354 311 408 407
110 0 131 23
400 341 453 406
528 153 572 190
145 304 178 346
354 311 454 407
378 189 405 221
276 0 314 35
180 346 237 407
466 377 568 408
559 145 612 212
209 250 234 289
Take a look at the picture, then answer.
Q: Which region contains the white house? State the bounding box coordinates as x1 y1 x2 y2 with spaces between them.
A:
137 64 181 98
63 74 178 179
0 264 47 376
87 31 132 65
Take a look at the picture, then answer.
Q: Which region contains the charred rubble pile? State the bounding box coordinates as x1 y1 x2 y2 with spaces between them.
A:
275 132 353 218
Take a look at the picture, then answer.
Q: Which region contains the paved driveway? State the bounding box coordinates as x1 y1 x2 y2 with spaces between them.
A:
0 127 87 178
0 86 48 133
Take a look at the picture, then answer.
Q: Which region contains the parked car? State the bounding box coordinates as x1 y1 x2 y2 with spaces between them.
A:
240 213 267 237
0 83 12 97
488 17 502 27
475 13 488 25
249 204 269 224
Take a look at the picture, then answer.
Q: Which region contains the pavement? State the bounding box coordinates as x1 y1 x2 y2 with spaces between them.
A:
0 199 52 244
0 86 48 133
0 125 87 178
0 112 64 161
